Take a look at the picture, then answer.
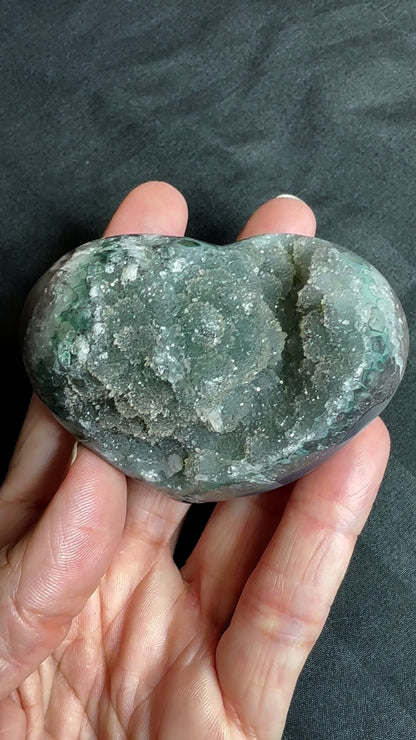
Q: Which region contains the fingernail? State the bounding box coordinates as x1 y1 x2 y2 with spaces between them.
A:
69 442 78 466
275 193 302 200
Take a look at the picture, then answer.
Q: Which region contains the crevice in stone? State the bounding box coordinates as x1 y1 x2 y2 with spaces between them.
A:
278 249 309 405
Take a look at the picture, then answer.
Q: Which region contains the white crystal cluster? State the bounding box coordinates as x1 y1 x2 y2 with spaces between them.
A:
22 234 408 501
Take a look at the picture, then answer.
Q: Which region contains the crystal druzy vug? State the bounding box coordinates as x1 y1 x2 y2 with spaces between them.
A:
22 234 408 502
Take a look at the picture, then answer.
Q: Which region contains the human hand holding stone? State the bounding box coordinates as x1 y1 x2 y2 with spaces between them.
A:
0 182 390 738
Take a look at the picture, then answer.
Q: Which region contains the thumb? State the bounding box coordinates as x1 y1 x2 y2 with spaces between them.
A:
0 446 127 699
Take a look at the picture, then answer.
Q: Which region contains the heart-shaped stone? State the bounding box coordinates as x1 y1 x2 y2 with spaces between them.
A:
22 233 408 502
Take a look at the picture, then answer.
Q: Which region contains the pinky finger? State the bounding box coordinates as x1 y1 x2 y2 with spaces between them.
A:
216 418 390 740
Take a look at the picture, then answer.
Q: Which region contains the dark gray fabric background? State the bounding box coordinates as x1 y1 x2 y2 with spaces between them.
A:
1 1 415 737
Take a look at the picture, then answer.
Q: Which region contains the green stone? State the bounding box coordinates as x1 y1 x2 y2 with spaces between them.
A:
21 233 408 502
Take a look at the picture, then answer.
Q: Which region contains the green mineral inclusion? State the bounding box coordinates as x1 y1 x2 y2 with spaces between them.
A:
22 234 408 502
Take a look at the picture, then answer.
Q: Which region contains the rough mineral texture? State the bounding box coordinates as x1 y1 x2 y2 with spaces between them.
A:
22 234 408 501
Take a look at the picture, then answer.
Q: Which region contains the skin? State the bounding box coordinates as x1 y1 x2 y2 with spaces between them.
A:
0 182 390 739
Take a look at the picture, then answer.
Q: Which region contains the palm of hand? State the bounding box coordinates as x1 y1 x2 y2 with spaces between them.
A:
35 485 274 740
0 183 389 740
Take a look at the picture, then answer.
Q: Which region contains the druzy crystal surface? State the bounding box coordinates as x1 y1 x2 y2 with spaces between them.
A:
22 234 408 502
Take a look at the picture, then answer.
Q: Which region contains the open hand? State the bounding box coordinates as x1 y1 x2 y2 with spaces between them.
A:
0 182 390 739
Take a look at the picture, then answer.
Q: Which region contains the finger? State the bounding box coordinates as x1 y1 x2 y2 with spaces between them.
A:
0 697 26 739
181 194 316 628
216 418 390 740
0 181 188 547
238 193 316 240
181 488 292 631
105 181 191 564
103 180 188 237
0 446 127 699
0 396 74 548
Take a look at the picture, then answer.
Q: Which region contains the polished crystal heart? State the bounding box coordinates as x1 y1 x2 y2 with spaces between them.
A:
21 233 408 502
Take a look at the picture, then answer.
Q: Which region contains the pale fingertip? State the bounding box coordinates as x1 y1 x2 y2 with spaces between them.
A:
104 180 188 238
371 415 391 456
238 194 317 240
